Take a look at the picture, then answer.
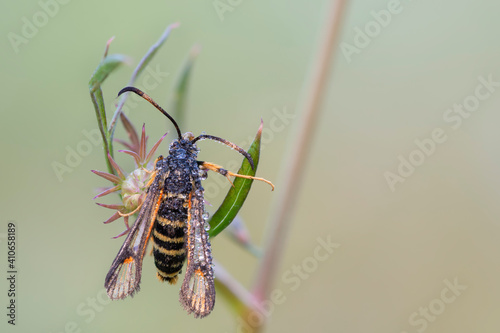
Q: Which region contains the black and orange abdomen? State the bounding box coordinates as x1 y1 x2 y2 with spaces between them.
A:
152 193 188 284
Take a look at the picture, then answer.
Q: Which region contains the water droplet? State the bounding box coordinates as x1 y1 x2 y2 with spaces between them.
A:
204 222 210 231
198 169 208 180
202 212 210 220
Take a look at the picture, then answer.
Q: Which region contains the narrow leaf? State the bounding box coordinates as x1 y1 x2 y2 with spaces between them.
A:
114 139 134 152
170 44 201 127
89 54 130 93
119 113 141 153
91 169 122 184
89 52 130 174
102 36 115 59
139 124 147 162
93 185 121 199
145 132 168 165
96 202 124 210
108 23 179 137
112 225 131 239
107 153 125 179
208 121 263 238
117 150 141 166
90 88 111 170
129 22 179 84
102 211 121 224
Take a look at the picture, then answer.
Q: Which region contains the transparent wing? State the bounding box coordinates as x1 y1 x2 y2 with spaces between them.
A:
180 189 215 318
104 168 165 300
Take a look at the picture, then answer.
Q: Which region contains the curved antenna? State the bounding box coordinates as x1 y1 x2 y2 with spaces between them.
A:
118 87 182 139
192 134 255 169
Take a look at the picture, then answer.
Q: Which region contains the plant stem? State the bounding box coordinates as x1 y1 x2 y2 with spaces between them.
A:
90 88 114 174
251 0 348 326
108 23 179 143
214 260 260 315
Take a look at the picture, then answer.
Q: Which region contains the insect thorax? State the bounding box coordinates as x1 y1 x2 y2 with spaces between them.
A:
164 137 201 194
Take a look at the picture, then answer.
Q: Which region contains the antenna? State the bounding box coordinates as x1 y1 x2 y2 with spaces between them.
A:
117 87 182 139
192 134 255 169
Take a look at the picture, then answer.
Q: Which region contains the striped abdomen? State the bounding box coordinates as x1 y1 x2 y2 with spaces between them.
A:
152 194 188 284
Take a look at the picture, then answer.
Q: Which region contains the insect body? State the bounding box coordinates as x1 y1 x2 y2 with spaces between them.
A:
152 138 199 286
104 87 273 318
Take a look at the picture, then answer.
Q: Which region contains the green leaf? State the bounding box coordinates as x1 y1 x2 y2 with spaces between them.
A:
89 54 129 93
108 23 179 141
208 121 263 238
90 88 114 173
170 44 201 128
128 22 179 84
89 53 129 174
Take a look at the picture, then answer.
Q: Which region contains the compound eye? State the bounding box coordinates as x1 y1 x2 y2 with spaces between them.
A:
183 132 195 141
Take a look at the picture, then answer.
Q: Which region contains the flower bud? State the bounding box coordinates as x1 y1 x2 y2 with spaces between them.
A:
121 168 150 211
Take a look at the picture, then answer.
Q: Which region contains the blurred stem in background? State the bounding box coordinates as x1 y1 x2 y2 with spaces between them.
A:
211 0 349 331
250 0 348 331
89 0 348 329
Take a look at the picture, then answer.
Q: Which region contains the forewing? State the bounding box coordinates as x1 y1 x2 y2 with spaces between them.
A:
180 186 215 318
104 169 165 300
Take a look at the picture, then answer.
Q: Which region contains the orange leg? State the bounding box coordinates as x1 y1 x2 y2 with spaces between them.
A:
199 161 274 191
145 169 157 188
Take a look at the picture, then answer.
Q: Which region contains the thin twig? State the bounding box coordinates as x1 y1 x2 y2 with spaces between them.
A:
252 0 348 315
214 260 261 314
107 23 179 139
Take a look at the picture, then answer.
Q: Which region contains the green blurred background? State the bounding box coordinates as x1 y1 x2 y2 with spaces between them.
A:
2 0 500 332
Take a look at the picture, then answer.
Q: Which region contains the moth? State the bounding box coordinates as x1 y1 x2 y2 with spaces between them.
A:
104 87 274 318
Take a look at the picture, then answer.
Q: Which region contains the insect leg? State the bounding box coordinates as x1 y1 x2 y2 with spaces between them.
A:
198 161 274 190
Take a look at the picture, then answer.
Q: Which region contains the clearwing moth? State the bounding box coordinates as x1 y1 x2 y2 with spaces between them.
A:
104 87 274 318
